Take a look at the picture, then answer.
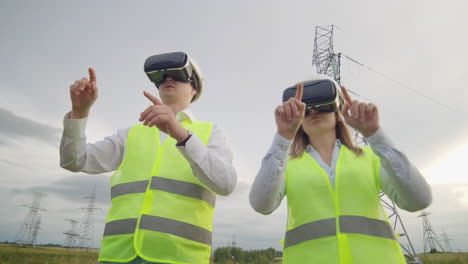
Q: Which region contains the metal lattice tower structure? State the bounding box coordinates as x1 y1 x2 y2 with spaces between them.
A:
440 232 453 252
15 192 47 246
231 234 237 248
63 219 80 249
313 25 342 84
381 194 421 263
418 212 445 253
78 186 100 251
30 215 42 246
312 25 366 146
312 25 421 264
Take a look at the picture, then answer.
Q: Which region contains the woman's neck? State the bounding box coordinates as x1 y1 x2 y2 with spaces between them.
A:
306 131 337 166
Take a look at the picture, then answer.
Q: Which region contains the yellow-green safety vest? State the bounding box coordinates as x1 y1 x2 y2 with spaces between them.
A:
99 119 214 264
283 146 406 264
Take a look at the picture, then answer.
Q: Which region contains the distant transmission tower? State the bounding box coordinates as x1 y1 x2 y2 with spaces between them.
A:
231 234 237 248
30 215 42 246
440 232 453 252
63 219 80 249
15 192 47 246
78 186 100 251
418 212 445 253
313 25 421 264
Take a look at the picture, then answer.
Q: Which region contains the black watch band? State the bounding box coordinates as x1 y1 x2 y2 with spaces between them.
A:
176 131 192 147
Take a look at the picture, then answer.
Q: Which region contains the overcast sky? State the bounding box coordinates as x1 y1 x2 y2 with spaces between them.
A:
1 0 467 253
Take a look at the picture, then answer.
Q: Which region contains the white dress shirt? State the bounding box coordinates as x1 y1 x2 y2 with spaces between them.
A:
60 109 237 196
249 129 432 214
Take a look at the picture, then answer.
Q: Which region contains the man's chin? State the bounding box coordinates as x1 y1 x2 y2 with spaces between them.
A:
160 94 178 103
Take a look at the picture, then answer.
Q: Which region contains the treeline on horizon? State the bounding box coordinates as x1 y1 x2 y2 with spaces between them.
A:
213 246 282 264
1 241 100 249
1 241 61 247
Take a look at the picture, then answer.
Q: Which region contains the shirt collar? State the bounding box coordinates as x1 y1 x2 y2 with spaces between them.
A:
306 139 342 154
176 108 196 123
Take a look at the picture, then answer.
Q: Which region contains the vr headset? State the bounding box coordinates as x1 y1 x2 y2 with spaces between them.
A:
283 79 344 114
144 52 198 89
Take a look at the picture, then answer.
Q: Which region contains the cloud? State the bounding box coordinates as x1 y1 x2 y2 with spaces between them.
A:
0 107 61 146
26 174 112 206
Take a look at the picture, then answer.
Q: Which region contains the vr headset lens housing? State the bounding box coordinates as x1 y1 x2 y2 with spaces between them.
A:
282 80 343 114
144 52 194 88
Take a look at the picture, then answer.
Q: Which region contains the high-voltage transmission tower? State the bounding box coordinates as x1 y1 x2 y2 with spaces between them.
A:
15 192 47 246
78 186 100 251
313 25 342 85
30 215 42 246
312 25 366 146
312 25 421 264
63 219 80 249
440 232 453 252
418 212 445 253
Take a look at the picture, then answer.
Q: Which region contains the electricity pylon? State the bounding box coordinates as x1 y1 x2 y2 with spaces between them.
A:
15 192 47 246
418 212 445 253
440 232 453 252
63 219 80 249
78 186 100 251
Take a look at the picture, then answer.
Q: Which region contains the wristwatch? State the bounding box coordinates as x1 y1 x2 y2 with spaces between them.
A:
176 131 192 147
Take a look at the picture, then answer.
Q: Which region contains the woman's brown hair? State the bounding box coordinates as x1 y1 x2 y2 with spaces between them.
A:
290 111 363 158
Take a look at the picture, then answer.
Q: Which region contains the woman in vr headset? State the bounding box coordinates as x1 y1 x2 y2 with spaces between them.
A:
249 76 431 264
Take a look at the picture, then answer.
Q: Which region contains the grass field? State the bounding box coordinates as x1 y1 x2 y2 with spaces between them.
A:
1 244 467 264
418 253 468 264
0 244 98 264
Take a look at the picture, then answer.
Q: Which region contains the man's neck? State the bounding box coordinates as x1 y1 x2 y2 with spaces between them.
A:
165 103 189 115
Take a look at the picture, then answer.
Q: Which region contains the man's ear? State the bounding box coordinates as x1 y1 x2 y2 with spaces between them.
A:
192 86 197 96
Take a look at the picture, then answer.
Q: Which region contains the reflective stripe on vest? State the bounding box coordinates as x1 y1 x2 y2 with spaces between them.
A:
111 180 149 199
284 216 396 248
102 215 212 245
103 218 138 236
110 177 216 207
150 177 216 207
104 176 216 237
139 215 212 245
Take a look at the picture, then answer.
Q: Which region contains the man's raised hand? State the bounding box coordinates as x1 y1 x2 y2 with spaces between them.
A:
70 68 98 119
139 91 189 142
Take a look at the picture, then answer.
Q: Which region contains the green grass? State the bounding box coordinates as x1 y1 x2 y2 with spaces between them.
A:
1 244 467 264
0 244 98 264
418 253 468 264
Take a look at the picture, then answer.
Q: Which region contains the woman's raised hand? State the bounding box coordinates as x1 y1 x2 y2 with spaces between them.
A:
275 83 306 140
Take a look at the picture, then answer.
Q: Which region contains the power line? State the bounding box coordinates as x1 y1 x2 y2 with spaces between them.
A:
342 54 455 112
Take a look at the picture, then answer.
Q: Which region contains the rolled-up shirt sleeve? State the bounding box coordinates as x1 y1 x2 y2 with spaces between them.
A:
59 112 128 174
366 129 432 212
176 124 237 196
249 133 291 214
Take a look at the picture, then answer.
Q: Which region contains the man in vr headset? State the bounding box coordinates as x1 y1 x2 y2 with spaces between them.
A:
250 75 431 264
60 52 237 264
